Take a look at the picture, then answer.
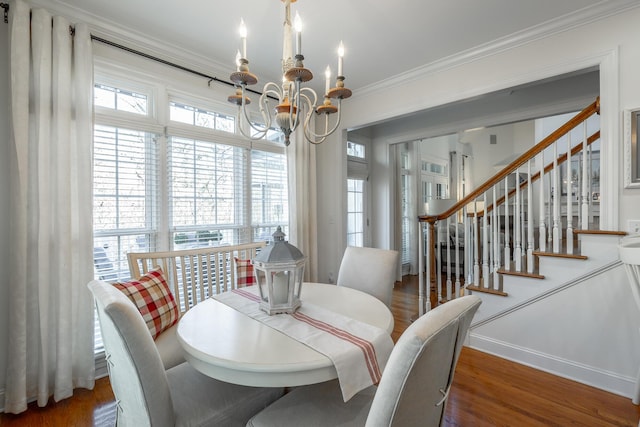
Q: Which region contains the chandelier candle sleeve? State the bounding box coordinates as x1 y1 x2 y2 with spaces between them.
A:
325 66 331 94
294 12 302 56
338 41 344 76
239 18 247 59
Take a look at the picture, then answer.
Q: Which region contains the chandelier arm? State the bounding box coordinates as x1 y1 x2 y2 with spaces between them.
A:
240 100 270 135
238 82 286 135
302 102 327 144
236 107 269 140
302 100 344 144
295 87 318 133
238 124 268 140
299 87 318 107
303 122 327 145
288 80 303 133
237 85 272 138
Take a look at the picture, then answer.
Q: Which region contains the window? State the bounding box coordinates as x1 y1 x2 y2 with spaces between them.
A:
347 179 365 246
169 137 246 244
250 122 285 144
94 84 148 115
399 146 412 267
251 150 289 241
170 101 235 133
93 125 156 282
92 74 288 355
346 139 368 247
421 158 449 203
347 141 366 159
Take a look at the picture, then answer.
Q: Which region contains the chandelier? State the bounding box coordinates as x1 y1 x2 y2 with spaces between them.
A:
227 0 352 146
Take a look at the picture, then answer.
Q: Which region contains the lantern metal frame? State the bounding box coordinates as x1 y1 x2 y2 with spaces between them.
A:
252 226 306 315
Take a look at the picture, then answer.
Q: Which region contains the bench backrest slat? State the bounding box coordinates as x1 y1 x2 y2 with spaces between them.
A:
127 242 266 314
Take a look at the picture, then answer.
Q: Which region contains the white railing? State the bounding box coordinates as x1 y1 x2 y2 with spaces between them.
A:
417 98 600 315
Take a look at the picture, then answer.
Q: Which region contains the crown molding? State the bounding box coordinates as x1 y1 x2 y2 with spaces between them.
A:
355 0 640 98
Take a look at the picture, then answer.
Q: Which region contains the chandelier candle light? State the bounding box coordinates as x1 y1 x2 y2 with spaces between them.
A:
228 0 352 146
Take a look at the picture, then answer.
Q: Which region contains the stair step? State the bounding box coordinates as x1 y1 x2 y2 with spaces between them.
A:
574 229 627 236
497 268 545 279
533 250 588 260
466 285 508 296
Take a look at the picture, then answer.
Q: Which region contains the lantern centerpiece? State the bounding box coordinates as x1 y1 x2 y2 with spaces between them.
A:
253 226 306 315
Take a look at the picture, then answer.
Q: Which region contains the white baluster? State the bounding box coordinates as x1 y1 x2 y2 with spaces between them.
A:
581 121 589 229
566 133 574 254
493 187 501 287
418 221 426 315
527 160 534 273
482 193 490 290
552 142 560 253
514 167 522 271
538 152 546 252
436 221 442 305
445 216 452 301
473 201 480 288
504 175 510 270
454 212 461 298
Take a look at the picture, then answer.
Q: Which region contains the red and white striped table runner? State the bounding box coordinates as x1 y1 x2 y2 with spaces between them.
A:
213 287 394 401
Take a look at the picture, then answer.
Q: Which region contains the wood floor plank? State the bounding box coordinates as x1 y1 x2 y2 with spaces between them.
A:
1 274 638 426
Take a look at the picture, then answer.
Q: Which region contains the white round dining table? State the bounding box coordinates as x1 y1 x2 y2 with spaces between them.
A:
176 282 394 387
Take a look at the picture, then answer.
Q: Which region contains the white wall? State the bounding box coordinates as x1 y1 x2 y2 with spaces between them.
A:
471 263 640 397
316 6 640 278
313 5 640 398
0 20 10 400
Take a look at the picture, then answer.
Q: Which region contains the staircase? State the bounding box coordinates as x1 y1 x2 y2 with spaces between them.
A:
417 97 626 320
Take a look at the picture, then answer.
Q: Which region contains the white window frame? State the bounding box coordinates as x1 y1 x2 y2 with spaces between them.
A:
346 139 370 247
91 64 289 363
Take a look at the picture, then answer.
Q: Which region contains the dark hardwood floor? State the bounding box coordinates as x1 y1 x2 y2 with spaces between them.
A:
1 275 639 426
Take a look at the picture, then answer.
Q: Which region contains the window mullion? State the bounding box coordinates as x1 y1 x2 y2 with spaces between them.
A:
155 133 168 251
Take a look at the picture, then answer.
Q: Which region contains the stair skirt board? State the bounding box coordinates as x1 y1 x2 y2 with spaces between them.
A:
468 260 640 400
472 260 621 328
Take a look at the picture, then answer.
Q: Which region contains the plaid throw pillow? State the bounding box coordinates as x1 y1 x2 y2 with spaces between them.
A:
235 258 256 287
113 268 179 340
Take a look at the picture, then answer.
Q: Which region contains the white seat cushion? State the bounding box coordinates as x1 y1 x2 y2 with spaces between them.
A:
154 323 185 370
168 362 284 427
246 380 374 427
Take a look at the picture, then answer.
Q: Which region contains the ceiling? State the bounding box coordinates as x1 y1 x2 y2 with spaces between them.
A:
36 0 636 99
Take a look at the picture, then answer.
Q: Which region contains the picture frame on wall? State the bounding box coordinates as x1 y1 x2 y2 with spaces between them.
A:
623 108 640 188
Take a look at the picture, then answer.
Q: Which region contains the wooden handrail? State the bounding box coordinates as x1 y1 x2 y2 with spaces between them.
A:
418 97 599 223
481 130 600 215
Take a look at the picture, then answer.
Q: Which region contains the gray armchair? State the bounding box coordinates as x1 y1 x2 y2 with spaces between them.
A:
88 279 284 427
246 295 481 427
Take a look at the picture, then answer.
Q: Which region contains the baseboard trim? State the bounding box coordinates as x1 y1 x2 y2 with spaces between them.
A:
469 333 636 400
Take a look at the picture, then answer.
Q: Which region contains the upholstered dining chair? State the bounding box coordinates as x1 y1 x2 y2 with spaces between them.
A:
246 295 481 427
88 279 284 427
336 246 399 308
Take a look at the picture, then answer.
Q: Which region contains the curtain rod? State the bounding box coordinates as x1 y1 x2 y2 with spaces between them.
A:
1 3 8 23
0 4 273 99
90 35 272 98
